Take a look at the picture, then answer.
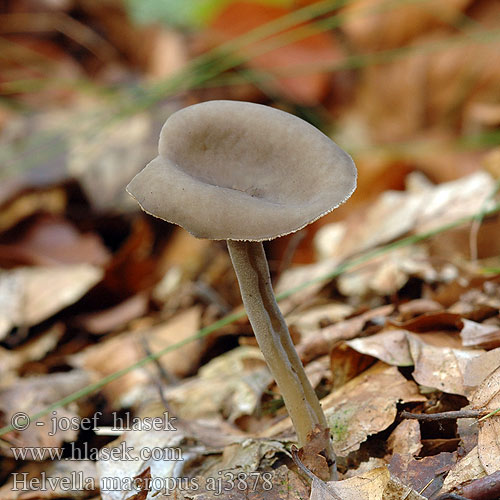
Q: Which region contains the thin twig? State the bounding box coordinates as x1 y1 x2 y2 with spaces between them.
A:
401 409 483 421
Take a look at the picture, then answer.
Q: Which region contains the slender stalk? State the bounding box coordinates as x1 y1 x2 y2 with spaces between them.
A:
227 240 336 472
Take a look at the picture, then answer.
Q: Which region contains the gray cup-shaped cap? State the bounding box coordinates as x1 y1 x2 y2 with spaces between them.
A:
127 100 357 241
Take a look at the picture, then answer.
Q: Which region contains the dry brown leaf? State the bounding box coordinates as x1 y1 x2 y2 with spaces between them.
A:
98 421 290 500
67 107 155 212
318 171 495 263
464 347 500 389
125 467 151 500
311 466 425 500
0 186 67 233
346 329 413 367
467 365 500 474
163 346 271 422
469 364 500 410
262 362 424 455
0 370 90 458
287 303 354 335
393 311 463 333
298 426 331 481
388 451 456 498
330 343 375 390
324 363 425 456
477 417 500 475
0 215 110 267
342 458 388 479
297 305 394 364
457 416 479 455
72 307 203 407
441 446 487 493
347 26 500 144
75 294 148 334
398 299 444 319
427 37 500 133
461 319 500 349
387 419 422 458
408 332 482 396
345 246 445 297
0 323 65 381
0 264 103 340
276 258 342 316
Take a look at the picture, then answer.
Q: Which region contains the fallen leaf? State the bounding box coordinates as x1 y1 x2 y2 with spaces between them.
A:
75 294 149 334
468 366 500 474
262 362 425 455
477 417 500 475
276 258 342 316
311 466 425 500
0 187 67 234
387 419 422 458
391 311 463 333
346 329 413 367
0 215 110 267
318 171 495 262
398 299 444 319
164 346 272 422
460 319 500 349
388 451 457 499
337 246 442 297
0 370 91 457
287 303 354 335
196 437 289 488
72 307 203 407
0 323 65 378
298 426 331 481
297 305 394 364
67 107 155 212
441 446 487 493
408 333 482 396
0 264 103 340
467 363 500 410
463 347 500 388
457 417 479 455
330 343 376 390
126 467 151 500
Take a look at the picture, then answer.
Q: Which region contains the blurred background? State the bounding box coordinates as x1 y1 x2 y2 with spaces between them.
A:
1 0 500 494
1 0 500 262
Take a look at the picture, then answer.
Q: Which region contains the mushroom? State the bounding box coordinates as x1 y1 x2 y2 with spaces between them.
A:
126 100 357 476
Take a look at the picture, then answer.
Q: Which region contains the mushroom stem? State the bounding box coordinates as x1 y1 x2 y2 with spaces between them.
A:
227 240 336 472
